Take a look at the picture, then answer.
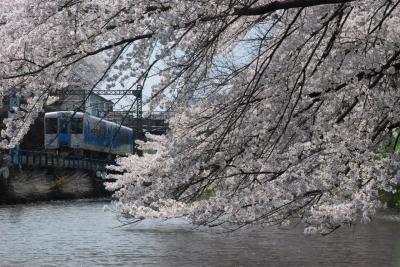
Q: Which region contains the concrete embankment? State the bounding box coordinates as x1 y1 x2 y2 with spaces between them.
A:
0 168 111 204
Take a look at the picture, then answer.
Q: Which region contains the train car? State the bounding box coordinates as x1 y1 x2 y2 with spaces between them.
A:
82 114 133 155
44 111 133 156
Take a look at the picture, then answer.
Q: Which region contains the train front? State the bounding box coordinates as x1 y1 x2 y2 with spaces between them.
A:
44 112 85 152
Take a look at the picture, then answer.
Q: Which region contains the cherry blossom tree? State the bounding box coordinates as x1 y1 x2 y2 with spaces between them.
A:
1 0 400 233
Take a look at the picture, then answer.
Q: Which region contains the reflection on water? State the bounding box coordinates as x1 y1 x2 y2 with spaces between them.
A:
0 200 400 267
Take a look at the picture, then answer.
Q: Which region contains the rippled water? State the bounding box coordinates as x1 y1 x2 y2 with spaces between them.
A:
0 200 400 266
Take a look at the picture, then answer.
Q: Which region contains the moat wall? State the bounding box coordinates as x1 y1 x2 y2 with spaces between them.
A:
0 167 111 204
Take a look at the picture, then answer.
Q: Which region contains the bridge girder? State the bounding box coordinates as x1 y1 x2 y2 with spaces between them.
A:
54 89 142 97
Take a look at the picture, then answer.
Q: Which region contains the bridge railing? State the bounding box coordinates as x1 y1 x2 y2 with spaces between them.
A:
15 150 116 171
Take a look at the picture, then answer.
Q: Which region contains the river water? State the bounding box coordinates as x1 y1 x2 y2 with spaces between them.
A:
0 200 399 267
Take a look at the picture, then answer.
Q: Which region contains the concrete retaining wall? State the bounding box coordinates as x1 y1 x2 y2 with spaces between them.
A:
0 167 111 204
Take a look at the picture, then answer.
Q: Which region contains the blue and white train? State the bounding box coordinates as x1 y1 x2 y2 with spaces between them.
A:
44 111 133 156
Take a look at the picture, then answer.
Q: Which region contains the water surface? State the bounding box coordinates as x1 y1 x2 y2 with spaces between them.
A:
0 200 399 266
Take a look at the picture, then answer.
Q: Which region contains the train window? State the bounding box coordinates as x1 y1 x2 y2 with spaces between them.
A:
92 124 105 139
71 118 83 134
60 121 68 134
45 118 58 134
120 130 129 144
91 126 97 134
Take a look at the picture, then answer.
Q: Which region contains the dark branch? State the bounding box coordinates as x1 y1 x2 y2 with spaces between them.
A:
235 0 355 16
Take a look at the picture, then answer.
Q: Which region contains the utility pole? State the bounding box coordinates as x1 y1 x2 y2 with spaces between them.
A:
133 85 143 135
132 85 143 154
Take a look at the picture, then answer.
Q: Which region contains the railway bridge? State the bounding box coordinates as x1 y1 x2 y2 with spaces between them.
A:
0 149 116 180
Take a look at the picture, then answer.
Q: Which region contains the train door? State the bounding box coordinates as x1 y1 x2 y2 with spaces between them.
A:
70 117 84 149
59 117 70 147
44 116 59 149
